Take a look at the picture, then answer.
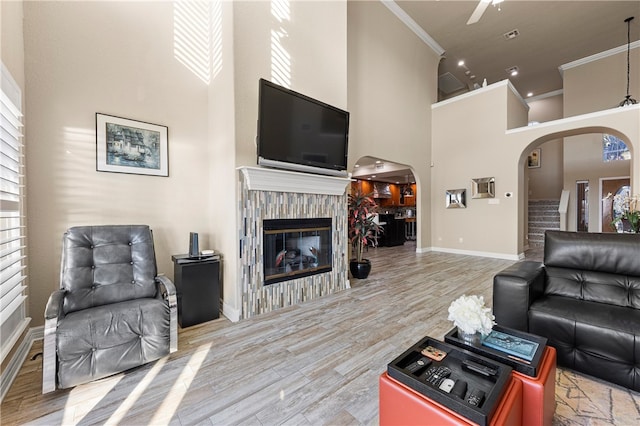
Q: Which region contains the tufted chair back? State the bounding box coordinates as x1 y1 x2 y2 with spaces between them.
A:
61 225 158 314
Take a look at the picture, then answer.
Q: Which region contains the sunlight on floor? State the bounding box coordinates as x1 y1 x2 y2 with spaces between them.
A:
64 374 122 424
149 343 211 423
104 357 168 425
271 0 291 87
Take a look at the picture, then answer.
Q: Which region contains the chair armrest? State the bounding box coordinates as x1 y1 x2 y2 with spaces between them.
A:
44 289 65 320
493 261 545 332
155 274 177 304
43 289 65 393
156 275 178 353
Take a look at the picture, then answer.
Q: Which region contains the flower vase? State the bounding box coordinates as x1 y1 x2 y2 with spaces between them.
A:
458 327 482 347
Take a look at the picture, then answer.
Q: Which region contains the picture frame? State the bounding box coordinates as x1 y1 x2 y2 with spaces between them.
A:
527 148 541 169
471 177 495 199
446 189 466 209
96 113 169 176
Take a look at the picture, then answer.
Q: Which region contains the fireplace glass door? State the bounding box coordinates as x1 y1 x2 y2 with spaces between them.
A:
263 218 332 285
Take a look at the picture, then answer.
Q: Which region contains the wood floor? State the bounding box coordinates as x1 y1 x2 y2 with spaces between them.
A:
2 243 639 425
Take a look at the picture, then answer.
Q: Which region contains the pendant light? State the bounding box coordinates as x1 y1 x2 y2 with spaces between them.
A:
619 16 637 107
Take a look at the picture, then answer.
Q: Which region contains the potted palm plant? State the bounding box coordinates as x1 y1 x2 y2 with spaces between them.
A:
348 189 382 279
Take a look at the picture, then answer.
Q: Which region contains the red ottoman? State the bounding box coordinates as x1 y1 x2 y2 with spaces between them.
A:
511 346 556 426
379 372 523 426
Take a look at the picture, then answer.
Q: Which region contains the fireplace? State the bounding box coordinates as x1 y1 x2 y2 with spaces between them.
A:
238 166 351 320
263 218 332 285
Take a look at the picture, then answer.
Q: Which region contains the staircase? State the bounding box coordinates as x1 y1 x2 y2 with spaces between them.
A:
528 199 560 247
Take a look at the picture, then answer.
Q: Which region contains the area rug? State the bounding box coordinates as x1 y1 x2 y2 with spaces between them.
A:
554 368 640 425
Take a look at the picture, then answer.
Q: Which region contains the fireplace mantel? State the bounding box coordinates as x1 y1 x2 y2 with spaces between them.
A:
238 166 352 196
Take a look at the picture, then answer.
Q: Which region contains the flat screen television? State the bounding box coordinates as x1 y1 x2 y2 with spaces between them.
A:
257 78 350 177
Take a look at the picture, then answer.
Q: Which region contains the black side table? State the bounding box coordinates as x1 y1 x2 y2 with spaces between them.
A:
171 254 221 327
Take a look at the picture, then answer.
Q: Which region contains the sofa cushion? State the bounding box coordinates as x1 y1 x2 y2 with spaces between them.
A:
56 297 170 389
529 295 640 391
61 225 158 314
545 266 640 308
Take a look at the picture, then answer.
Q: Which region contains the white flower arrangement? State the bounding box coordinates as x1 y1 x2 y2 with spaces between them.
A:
447 294 495 336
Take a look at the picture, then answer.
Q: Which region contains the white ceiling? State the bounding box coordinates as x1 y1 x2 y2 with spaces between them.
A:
352 1 640 182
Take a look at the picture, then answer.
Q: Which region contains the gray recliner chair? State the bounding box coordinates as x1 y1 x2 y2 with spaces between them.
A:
43 225 177 393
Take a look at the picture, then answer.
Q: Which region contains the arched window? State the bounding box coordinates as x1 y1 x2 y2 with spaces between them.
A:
603 134 630 162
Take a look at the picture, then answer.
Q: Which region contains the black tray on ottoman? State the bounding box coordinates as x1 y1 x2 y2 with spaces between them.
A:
444 325 547 377
387 336 512 426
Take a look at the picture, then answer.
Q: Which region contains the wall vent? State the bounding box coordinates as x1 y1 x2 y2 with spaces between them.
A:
438 72 466 94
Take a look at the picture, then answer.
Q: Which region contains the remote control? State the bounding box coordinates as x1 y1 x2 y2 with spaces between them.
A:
467 389 485 407
463 359 498 377
424 365 452 386
405 356 432 373
450 380 468 398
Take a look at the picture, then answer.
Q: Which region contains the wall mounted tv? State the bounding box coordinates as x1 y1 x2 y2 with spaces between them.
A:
257 78 350 177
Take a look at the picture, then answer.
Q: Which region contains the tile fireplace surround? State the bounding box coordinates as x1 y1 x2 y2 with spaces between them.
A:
238 166 352 319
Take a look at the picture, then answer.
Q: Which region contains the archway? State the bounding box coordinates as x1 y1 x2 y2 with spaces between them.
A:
350 156 420 249
518 126 633 251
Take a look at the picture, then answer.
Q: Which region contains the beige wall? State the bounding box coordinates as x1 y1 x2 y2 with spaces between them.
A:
527 95 564 200
224 0 347 319
23 1 211 327
431 82 529 258
1 0 25 90
563 47 639 231
347 0 439 250
21 0 348 325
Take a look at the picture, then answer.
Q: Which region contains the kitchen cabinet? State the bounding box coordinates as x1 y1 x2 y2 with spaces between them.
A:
378 214 405 247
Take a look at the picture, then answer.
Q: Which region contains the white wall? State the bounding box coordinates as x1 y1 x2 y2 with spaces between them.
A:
24 1 211 326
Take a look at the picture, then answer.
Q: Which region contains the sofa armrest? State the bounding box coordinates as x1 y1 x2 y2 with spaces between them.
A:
493 261 545 332
43 289 65 394
156 275 178 353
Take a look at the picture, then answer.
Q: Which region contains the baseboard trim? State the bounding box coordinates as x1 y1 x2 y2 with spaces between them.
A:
1 326 43 402
415 246 432 254
431 247 521 261
222 301 241 322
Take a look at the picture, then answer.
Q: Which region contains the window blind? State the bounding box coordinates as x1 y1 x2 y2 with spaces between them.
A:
1 62 29 363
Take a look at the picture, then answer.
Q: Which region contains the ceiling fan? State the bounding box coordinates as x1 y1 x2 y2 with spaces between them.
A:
467 0 504 25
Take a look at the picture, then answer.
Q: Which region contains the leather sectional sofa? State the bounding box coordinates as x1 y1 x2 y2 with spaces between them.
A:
493 230 640 391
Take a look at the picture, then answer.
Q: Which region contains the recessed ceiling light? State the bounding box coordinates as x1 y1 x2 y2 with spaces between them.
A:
375 160 381 164
506 66 519 76
458 60 465 67
355 164 360 168
371 175 376 178
527 92 533 97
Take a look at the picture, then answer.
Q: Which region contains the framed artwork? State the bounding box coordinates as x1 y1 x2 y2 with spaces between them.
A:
472 177 495 199
96 113 169 176
446 189 466 209
527 148 541 169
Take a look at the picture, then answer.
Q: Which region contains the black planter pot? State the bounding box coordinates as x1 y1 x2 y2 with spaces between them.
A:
350 259 372 279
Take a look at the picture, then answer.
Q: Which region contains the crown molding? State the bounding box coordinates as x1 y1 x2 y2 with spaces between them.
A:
380 1 445 56
559 40 640 77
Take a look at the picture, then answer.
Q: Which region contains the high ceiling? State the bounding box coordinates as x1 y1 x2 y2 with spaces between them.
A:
397 0 640 99
352 0 640 183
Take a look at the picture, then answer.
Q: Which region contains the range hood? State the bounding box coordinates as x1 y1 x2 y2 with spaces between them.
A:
372 182 392 198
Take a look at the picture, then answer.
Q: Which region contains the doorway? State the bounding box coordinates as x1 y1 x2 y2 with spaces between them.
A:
601 177 630 232
576 181 589 232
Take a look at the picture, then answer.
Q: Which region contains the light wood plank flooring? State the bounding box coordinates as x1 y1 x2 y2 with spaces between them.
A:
2 243 639 425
